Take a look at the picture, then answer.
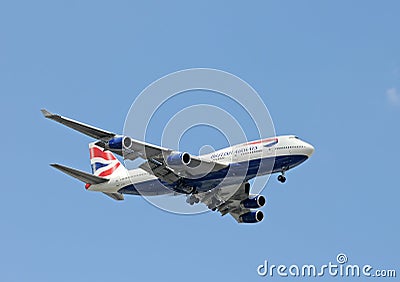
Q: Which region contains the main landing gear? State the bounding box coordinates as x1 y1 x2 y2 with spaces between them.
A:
186 194 200 205
277 166 288 183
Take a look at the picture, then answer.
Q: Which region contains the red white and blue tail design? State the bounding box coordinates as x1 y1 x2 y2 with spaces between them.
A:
89 143 126 177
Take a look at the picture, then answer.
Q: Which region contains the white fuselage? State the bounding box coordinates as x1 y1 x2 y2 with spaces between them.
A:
88 135 314 195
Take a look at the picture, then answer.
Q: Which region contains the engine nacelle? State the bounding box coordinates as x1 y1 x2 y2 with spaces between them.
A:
240 195 266 209
166 152 191 167
107 136 132 150
239 210 264 223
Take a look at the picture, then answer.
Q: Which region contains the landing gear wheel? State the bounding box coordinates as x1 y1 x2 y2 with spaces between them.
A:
186 195 195 205
186 194 200 205
277 175 286 183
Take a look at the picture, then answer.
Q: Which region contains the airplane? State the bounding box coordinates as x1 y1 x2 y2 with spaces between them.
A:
41 109 314 223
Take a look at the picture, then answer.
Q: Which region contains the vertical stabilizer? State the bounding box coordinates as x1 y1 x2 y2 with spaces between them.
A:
89 143 126 177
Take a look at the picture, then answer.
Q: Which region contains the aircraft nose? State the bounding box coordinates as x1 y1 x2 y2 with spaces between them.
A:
305 143 315 157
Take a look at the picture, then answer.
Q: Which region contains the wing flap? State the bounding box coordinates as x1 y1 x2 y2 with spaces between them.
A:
139 160 180 183
222 183 251 222
127 139 172 160
50 163 109 184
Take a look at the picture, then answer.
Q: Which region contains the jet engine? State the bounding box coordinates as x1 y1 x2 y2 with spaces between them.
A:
106 136 132 150
239 210 264 223
240 195 266 209
166 152 191 168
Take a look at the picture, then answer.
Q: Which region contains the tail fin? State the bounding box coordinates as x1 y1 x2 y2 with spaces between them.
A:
89 142 126 177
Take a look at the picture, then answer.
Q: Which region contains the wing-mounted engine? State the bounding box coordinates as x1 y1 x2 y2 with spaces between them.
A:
105 136 132 150
191 182 267 223
166 152 191 168
98 136 140 161
239 210 264 223
102 135 227 184
240 195 266 209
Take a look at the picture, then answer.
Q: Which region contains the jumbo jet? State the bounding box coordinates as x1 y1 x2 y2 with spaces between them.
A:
41 109 314 223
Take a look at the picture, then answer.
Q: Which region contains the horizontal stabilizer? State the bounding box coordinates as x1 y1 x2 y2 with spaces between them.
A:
103 192 124 201
50 163 109 184
41 109 115 141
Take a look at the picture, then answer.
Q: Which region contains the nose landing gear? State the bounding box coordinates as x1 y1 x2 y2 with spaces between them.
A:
277 166 288 183
277 174 286 183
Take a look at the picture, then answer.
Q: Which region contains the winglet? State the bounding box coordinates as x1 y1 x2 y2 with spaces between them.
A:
41 108 53 118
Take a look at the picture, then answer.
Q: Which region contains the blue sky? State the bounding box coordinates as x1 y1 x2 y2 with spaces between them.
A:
1 1 399 281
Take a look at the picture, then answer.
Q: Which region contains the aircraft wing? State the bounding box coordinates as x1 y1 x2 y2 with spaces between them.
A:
196 182 258 223
116 137 227 175
217 183 252 223
41 109 116 141
138 155 227 184
139 160 180 183
121 139 173 160
42 109 227 184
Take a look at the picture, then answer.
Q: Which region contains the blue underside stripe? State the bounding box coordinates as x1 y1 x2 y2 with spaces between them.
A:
117 154 309 196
